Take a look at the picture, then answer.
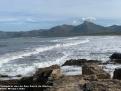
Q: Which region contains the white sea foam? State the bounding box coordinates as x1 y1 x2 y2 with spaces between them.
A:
102 36 114 40
1 36 121 78
1 51 70 76
33 51 70 68
66 37 79 40
103 64 121 78
51 37 79 42
0 64 37 77
61 66 82 76
0 38 90 67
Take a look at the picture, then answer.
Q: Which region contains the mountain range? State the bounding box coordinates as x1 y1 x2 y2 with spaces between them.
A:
1 21 121 38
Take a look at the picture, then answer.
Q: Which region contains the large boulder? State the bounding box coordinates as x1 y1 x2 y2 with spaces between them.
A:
110 53 121 59
82 64 110 79
62 59 101 66
113 68 121 80
33 65 60 77
51 69 62 80
109 53 121 63
33 65 61 84
0 74 9 78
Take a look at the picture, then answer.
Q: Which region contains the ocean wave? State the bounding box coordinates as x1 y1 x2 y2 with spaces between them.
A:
0 64 37 76
101 36 114 40
0 51 70 76
33 51 70 68
51 37 79 42
66 37 79 40
0 38 89 67
103 64 121 78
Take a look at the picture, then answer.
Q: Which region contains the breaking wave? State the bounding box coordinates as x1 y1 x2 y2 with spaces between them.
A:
0 38 90 67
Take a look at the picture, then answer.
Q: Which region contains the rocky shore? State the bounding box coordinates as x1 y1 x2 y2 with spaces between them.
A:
1 53 121 91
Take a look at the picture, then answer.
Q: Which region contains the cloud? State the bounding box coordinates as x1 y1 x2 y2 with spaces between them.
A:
72 20 79 24
82 17 96 22
25 18 37 22
72 19 82 25
0 18 18 22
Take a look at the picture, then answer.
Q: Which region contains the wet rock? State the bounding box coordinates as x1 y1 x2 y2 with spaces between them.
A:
110 53 121 63
82 64 110 79
62 59 101 66
0 75 9 77
113 68 121 80
0 79 19 85
16 75 22 77
110 53 121 59
18 76 33 85
111 59 121 64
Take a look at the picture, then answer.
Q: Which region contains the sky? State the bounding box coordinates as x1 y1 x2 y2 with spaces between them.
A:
0 0 121 31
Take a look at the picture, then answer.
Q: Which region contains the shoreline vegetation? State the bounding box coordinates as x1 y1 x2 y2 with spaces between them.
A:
0 53 121 91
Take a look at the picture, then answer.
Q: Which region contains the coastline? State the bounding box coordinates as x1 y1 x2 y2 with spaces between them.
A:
0 53 121 91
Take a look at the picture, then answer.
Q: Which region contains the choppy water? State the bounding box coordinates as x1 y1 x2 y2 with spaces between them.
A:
0 36 121 76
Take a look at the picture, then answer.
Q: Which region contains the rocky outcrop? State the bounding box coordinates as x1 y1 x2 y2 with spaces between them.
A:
0 75 9 78
82 64 110 79
0 79 19 85
0 65 61 91
83 79 121 91
48 64 111 91
51 69 62 80
62 59 101 66
110 53 121 59
113 68 121 80
109 53 121 63
18 76 33 85
33 65 61 84
0 57 121 91
48 75 85 91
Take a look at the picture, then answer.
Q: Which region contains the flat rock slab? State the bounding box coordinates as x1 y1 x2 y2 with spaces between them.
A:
62 59 102 66
48 75 85 91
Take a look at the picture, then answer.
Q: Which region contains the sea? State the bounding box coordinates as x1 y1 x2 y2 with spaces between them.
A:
0 36 121 78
